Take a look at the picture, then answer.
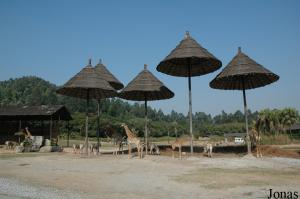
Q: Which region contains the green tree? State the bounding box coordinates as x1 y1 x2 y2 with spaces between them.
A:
279 108 299 133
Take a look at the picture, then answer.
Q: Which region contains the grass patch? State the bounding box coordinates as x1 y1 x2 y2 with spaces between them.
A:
261 135 291 145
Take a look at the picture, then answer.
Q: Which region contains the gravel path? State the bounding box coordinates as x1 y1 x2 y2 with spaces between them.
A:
0 177 81 199
1 153 300 199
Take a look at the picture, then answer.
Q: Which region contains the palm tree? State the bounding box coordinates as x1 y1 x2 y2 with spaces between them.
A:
256 109 271 134
269 109 281 135
279 108 299 134
257 109 285 135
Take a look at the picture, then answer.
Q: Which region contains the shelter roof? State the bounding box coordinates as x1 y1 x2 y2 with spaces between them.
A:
0 105 72 121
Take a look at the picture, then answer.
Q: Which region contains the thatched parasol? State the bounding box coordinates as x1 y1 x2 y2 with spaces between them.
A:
119 64 174 155
94 59 124 90
94 59 124 154
157 31 222 154
57 59 117 155
210 47 279 154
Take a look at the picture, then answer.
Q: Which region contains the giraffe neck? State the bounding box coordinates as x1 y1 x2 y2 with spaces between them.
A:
123 125 137 140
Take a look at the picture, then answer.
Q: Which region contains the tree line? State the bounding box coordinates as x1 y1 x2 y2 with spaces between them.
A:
0 76 299 138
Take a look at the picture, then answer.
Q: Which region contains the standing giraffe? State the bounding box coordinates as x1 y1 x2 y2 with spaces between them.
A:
203 143 213 158
121 124 143 159
250 127 262 158
24 127 32 138
104 126 126 156
171 137 188 160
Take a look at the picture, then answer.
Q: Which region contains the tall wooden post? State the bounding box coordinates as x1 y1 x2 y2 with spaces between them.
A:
188 58 194 155
97 99 101 155
85 89 89 156
67 120 70 147
242 80 251 154
18 120 22 143
145 97 148 155
41 120 44 137
19 120 22 130
50 117 53 140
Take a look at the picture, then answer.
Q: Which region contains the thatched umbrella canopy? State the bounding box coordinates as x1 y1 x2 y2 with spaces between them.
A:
210 47 279 154
57 60 116 99
119 64 174 155
157 31 222 154
94 59 124 90
94 59 124 154
57 59 117 155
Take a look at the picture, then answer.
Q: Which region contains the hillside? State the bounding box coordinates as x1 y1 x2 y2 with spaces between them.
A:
0 76 259 137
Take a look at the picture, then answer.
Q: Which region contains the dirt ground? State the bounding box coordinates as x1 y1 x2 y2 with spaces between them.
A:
0 148 300 199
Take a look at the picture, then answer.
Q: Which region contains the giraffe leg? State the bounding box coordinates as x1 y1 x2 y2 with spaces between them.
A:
172 149 175 159
259 146 262 158
179 147 182 160
128 144 131 159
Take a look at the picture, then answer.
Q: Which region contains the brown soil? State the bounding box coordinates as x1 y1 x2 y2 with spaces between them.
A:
256 145 300 159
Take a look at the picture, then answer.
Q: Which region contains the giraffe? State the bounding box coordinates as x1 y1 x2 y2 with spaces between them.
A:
24 127 32 139
121 124 143 159
203 143 213 158
170 137 188 160
250 127 262 158
104 125 126 156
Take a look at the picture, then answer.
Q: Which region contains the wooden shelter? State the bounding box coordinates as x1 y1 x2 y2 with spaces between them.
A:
287 123 300 131
0 105 72 144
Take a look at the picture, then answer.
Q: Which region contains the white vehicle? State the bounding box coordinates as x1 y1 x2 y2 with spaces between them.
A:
234 137 245 144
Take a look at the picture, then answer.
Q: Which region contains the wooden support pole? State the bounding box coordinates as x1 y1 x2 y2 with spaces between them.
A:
145 97 148 155
242 79 251 155
188 58 194 155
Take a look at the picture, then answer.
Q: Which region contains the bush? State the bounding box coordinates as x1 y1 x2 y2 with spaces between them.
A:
261 134 291 145
21 138 32 147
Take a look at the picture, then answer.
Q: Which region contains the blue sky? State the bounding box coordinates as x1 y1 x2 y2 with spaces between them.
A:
0 0 299 115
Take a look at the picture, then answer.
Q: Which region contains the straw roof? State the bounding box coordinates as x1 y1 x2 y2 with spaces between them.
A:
94 59 124 90
0 105 72 121
157 31 222 77
210 47 279 90
287 123 300 131
119 65 174 101
57 60 117 99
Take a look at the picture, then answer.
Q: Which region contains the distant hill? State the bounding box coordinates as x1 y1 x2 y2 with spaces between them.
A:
0 76 58 106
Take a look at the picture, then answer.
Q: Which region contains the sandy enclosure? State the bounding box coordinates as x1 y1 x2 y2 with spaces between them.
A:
0 152 300 199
